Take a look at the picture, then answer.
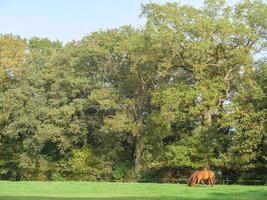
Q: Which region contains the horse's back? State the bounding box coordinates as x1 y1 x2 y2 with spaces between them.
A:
207 170 215 177
197 170 215 179
197 171 209 179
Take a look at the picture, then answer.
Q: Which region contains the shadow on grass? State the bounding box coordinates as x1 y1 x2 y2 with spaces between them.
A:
0 197 183 200
0 190 266 200
0 194 266 200
0 197 206 200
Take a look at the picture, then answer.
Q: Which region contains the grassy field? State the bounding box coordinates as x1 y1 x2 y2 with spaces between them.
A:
0 181 266 200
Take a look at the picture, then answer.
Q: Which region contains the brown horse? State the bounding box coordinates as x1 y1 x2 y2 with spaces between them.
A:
188 170 215 187
188 171 207 186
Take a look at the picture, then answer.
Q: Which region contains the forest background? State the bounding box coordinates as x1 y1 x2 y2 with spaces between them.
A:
0 0 266 183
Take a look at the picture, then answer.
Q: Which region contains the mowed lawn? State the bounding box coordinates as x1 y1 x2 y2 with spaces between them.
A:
0 181 266 200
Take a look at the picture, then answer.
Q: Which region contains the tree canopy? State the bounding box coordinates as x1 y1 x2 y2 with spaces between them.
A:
0 0 266 182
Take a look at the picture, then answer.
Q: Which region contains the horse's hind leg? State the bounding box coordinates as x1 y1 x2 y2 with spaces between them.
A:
191 175 198 186
196 177 201 186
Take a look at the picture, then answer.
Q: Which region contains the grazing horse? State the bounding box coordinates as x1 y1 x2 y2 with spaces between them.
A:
188 171 207 186
188 170 215 187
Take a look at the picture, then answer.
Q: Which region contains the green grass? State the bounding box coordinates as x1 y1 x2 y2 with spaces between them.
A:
0 181 266 200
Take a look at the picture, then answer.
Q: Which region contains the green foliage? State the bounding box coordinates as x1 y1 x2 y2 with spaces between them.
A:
0 0 266 182
65 147 113 181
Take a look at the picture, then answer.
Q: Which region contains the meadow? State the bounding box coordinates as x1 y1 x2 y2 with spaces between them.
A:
0 181 266 200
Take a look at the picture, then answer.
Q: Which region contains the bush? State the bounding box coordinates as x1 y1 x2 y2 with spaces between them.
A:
111 164 130 182
66 146 113 181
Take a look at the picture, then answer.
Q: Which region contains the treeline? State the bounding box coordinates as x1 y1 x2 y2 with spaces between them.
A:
0 0 266 182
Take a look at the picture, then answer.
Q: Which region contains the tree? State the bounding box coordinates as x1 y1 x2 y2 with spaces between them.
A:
140 0 267 178
0 0 266 181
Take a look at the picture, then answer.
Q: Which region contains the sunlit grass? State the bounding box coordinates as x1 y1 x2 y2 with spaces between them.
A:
0 181 266 200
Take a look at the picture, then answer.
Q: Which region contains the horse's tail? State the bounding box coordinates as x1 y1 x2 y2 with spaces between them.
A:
188 175 193 186
188 171 198 186
213 173 216 185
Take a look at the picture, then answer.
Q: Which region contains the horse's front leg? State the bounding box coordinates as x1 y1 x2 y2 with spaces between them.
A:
208 178 213 187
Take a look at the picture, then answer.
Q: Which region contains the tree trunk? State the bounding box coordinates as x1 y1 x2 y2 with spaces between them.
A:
134 114 144 175
134 135 142 174
133 89 145 175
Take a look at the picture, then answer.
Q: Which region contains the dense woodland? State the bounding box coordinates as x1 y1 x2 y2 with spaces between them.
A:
0 0 266 182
